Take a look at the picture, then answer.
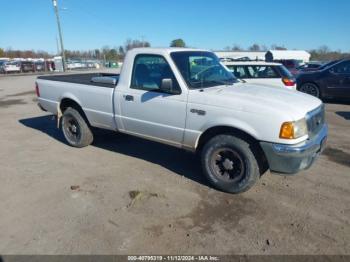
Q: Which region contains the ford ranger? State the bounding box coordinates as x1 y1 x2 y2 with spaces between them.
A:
36 48 328 193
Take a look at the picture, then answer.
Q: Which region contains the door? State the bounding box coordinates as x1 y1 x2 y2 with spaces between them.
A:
326 61 350 98
119 54 187 146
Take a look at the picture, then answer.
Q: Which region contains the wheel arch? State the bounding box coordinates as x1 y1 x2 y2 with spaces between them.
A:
297 81 320 91
196 125 269 175
59 97 91 127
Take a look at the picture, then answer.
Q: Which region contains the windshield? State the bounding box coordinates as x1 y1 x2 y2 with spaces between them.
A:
170 51 237 89
318 60 340 70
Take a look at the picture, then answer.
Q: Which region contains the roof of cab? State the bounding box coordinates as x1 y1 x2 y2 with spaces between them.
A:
223 61 282 66
127 47 210 55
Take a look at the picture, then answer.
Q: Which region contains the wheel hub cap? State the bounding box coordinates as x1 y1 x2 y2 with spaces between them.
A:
222 158 234 170
210 148 245 182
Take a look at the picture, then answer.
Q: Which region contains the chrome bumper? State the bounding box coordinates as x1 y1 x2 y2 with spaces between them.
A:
260 124 328 175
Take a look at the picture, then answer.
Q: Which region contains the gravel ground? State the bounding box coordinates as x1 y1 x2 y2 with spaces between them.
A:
0 74 349 255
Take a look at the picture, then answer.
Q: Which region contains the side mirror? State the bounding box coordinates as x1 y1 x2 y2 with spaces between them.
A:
160 78 176 94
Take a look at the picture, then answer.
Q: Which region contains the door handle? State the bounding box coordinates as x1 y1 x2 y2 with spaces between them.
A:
124 95 134 101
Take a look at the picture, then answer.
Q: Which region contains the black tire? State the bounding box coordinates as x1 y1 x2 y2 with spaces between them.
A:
299 83 322 98
201 134 260 194
61 107 93 148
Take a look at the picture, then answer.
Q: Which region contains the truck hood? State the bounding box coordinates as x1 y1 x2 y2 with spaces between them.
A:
189 83 322 120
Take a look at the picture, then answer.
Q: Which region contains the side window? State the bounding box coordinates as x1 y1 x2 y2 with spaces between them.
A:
332 62 350 74
131 55 180 92
231 66 249 78
247 66 279 78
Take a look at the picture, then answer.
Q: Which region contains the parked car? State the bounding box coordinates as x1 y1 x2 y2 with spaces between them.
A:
223 61 296 90
0 61 5 72
274 59 302 75
34 61 45 72
36 48 327 194
296 62 323 72
297 59 350 99
1 61 21 73
317 60 341 71
20 61 35 73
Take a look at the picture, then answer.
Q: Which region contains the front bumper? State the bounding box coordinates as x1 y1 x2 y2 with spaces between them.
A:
260 124 328 175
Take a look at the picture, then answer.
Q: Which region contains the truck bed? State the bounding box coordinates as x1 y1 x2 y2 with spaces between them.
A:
38 73 119 88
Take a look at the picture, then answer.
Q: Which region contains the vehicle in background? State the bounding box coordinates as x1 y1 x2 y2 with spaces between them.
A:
20 61 35 73
273 59 302 75
0 61 5 72
34 61 45 72
316 60 341 71
36 48 327 194
1 61 21 73
223 61 296 90
296 62 323 72
297 59 350 99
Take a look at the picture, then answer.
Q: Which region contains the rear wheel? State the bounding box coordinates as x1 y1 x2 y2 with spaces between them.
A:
299 83 321 98
201 134 260 193
61 107 93 148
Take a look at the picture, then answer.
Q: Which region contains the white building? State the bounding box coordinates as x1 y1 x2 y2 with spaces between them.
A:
215 51 266 61
215 50 311 63
265 50 311 63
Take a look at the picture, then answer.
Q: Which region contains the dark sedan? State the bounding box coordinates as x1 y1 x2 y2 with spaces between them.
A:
297 59 350 100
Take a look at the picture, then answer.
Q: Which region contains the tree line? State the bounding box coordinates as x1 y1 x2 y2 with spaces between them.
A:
223 43 350 61
1 39 348 62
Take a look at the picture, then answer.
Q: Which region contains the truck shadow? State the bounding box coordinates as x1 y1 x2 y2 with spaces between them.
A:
324 99 350 106
335 111 350 120
19 115 209 187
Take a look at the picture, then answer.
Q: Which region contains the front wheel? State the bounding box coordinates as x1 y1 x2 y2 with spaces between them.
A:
201 135 260 194
299 83 321 98
61 107 93 148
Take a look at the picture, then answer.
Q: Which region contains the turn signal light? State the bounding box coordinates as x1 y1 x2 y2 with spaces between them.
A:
280 122 294 139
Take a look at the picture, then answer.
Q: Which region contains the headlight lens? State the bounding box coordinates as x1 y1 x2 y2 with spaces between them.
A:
280 118 308 139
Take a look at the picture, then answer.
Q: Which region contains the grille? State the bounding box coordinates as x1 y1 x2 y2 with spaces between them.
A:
306 105 325 138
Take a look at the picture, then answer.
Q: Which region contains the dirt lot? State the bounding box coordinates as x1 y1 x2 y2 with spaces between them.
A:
0 74 349 255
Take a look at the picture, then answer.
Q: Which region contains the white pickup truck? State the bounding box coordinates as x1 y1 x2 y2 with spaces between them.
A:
36 48 328 193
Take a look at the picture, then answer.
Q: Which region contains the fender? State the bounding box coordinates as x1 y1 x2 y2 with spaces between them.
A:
195 117 260 149
57 93 83 128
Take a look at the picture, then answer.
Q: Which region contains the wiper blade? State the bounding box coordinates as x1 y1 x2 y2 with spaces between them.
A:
207 79 235 86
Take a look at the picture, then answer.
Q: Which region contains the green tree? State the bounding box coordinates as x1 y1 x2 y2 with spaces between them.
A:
170 39 186 48
0 48 4 57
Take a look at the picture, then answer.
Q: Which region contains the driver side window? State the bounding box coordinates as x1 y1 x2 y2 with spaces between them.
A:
131 54 180 93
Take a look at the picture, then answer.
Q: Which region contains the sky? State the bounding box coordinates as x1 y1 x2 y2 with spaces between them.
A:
0 0 349 53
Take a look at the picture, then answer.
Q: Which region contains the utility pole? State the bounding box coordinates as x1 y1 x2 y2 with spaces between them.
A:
52 0 66 71
56 36 60 55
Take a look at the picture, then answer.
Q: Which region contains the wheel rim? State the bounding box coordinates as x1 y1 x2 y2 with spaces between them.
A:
300 84 319 97
210 148 245 183
63 115 81 143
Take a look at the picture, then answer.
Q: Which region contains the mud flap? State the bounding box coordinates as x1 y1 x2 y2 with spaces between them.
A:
56 103 62 129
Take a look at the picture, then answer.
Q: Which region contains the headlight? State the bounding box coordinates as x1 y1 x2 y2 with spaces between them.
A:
279 118 308 139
